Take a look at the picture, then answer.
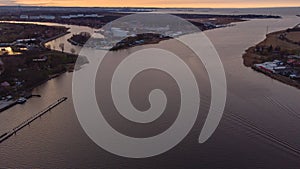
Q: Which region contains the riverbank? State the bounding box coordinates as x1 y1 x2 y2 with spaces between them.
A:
0 22 87 112
40 31 71 49
243 24 300 89
0 93 41 112
0 50 84 107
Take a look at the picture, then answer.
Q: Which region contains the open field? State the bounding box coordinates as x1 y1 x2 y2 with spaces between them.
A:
286 31 300 42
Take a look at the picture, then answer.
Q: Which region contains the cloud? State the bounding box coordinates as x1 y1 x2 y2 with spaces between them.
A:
0 0 54 6
0 0 18 5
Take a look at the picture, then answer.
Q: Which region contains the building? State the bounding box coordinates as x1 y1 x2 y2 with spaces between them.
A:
1 81 10 88
287 55 300 59
144 25 170 32
29 16 41 20
254 60 284 74
20 15 29 19
40 15 55 20
61 16 71 19
33 56 48 62
15 38 37 44
111 27 128 37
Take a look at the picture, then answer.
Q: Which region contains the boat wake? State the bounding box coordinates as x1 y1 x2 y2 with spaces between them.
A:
225 112 300 158
264 96 300 120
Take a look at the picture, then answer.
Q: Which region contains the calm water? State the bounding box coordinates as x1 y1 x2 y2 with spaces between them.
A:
1 9 300 168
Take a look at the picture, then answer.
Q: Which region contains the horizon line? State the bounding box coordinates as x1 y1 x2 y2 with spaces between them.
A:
0 5 299 9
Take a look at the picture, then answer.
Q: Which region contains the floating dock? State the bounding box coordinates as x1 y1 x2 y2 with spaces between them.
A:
0 94 41 113
0 97 67 143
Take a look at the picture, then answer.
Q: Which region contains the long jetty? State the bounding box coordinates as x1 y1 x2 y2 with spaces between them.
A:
0 97 67 143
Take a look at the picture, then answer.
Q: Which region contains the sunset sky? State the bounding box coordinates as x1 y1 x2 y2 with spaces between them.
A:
0 0 300 8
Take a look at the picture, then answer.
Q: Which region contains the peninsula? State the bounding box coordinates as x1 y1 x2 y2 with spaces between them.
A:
0 22 87 111
243 24 300 89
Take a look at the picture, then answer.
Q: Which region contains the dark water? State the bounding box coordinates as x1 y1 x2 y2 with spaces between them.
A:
1 11 300 168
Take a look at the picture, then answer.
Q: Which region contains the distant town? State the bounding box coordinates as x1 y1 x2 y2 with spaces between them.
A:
0 6 280 29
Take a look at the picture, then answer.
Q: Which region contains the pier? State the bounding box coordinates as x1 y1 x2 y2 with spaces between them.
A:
0 97 67 143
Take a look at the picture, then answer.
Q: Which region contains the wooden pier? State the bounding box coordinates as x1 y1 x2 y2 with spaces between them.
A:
0 97 67 143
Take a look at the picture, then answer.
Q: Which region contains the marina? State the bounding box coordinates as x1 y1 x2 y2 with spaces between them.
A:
0 94 41 112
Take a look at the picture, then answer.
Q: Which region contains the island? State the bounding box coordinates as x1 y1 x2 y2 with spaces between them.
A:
243 24 300 89
68 32 92 46
109 33 172 51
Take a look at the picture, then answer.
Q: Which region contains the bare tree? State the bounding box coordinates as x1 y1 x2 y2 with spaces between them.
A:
59 43 65 53
70 48 76 55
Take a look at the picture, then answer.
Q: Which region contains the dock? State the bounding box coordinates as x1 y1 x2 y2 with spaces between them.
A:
0 97 67 143
0 100 17 112
0 94 42 113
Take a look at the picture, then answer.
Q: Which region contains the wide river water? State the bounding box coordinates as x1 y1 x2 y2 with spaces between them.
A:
1 9 300 168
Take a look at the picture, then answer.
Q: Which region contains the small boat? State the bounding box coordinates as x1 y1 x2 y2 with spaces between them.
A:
17 97 27 104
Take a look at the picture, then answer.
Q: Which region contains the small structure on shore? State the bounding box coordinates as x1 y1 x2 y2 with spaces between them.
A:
0 81 10 88
33 56 48 62
254 60 283 74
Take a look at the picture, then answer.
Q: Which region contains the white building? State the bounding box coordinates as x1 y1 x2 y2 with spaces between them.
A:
20 15 28 19
40 15 55 20
254 60 284 73
111 27 128 37
61 16 71 19
29 16 41 20
144 25 170 32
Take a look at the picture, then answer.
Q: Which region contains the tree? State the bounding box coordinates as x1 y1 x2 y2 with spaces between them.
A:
45 44 51 50
59 43 65 53
70 48 76 55
268 45 273 53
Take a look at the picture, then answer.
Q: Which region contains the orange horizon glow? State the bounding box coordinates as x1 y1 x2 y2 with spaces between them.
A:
0 0 300 8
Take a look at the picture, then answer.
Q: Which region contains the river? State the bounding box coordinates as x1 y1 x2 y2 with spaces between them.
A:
0 20 96 54
1 10 300 168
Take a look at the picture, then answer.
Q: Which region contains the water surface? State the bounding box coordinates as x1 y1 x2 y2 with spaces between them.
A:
1 10 300 168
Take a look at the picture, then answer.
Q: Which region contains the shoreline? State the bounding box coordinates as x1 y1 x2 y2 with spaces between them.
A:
0 23 77 112
252 65 300 89
243 25 300 90
40 31 71 48
0 70 67 113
